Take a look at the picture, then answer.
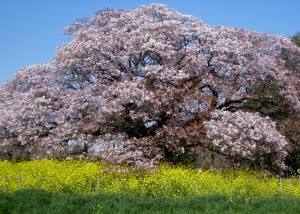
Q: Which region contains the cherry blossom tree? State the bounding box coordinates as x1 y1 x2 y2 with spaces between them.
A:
0 4 299 171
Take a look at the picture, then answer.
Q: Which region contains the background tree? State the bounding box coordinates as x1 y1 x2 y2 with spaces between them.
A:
277 31 300 173
241 31 300 173
291 32 300 47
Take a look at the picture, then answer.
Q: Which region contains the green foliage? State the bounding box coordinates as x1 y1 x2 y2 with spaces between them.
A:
244 77 293 119
15 156 29 163
291 32 300 47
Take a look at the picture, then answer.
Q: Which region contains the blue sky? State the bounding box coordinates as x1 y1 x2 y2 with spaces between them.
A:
0 0 299 87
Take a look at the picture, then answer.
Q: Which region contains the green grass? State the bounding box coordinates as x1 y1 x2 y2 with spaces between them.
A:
0 189 299 214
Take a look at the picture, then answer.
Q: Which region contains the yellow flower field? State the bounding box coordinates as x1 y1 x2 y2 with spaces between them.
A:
0 160 299 199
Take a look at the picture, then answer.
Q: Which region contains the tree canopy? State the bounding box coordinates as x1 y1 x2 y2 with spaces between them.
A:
0 4 299 172
291 32 300 47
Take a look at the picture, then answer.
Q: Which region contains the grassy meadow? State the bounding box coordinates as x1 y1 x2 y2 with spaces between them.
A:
0 160 300 213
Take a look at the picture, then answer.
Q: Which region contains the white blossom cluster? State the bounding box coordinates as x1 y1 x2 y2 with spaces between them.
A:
204 110 288 168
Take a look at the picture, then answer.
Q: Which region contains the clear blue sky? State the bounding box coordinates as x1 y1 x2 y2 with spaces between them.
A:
1 0 299 87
